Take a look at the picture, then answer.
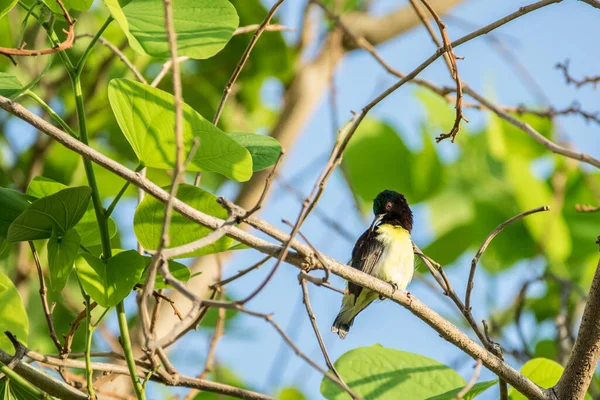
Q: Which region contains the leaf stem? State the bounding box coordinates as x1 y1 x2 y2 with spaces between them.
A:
105 164 144 218
75 16 114 77
116 301 146 399
0 360 49 399
72 75 112 259
75 273 96 399
24 90 78 137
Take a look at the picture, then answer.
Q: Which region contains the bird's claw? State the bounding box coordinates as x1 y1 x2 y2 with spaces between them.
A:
379 282 398 300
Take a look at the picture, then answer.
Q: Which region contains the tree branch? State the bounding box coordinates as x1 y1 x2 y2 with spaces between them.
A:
554 258 600 400
0 97 552 399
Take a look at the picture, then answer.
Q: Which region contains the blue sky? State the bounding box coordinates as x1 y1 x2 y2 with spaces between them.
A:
3 0 598 398
176 1 599 398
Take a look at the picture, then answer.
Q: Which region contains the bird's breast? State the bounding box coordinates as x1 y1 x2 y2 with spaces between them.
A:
374 224 414 289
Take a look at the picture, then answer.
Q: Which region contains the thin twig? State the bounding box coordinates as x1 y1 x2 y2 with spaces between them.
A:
465 205 550 311
75 34 147 84
150 24 291 88
28 241 62 354
0 0 75 57
299 279 360 399
556 60 600 89
412 0 466 142
62 302 98 359
242 150 285 218
454 359 482 400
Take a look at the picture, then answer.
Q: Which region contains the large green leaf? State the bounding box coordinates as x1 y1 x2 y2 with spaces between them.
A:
7 187 91 242
122 0 238 59
0 73 22 97
487 113 554 160
75 250 146 308
0 188 30 238
134 184 233 258
47 227 81 291
506 157 571 263
320 345 466 399
0 272 28 349
42 0 94 12
26 177 118 247
427 380 497 400
108 79 252 181
508 358 563 400
278 387 307 400
225 132 282 171
102 0 145 55
410 129 443 203
342 119 414 213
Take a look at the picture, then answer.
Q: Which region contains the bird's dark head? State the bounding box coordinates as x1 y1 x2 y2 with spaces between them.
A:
371 190 413 232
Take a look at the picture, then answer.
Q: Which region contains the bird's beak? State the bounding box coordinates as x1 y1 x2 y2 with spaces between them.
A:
369 214 385 232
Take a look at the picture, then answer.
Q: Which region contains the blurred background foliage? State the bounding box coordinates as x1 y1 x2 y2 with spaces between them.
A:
0 0 599 398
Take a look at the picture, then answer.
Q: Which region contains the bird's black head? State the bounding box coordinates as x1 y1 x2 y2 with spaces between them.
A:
371 190 413 232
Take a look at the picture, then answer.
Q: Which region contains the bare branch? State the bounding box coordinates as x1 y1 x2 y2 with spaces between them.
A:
555 258 600 400
454 360 482 400
0 95 554 400
465 206 550 310
28 242 62 354
0 0 75 57
557 59 600 88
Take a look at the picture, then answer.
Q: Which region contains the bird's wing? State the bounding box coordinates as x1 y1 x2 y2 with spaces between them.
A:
347 227 385 300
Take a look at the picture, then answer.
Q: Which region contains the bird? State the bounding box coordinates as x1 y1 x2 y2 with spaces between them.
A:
332 189 414 339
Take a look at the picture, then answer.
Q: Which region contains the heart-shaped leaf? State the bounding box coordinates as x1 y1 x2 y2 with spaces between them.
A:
7 187 91 242
27 177 118 247
122 0 239 59
134 184 232 258
0 272 28 349
321 345 466 400
75 250 146 308
47 227 81 291
226 132 282 171
108 79 253 181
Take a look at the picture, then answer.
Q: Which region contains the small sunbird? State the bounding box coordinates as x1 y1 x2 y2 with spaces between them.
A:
332 190 414 339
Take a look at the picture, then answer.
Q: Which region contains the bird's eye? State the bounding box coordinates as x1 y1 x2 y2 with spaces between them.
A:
385 202 392 211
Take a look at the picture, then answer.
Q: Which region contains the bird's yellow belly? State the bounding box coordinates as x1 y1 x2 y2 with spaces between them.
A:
374 225 414 290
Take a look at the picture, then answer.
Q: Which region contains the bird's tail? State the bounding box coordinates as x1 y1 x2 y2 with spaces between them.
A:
331 290 376 339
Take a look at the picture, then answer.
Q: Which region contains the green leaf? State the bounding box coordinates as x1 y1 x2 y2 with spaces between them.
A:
75 250 146 308
108 79 252 181
0 272 28 349
278 387 307 400
41 0 93 12
102 0 145 55
122 0 239 59
0 73 23 97
7 187 91 242
320 345 466 400
74 205 118 248
508 358 563 400
225 132 282 171
342 119 414 213
489 113 554 160
0 378 40 400
26 176 67 198
139 258 191 289
27 177 118 247
134 184 233 258
506 157 571 262
47 227 81 291
0 187 30 238
427 380 497 400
